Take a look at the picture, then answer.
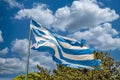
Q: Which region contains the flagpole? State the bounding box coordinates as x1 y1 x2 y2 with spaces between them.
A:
25 20 32 80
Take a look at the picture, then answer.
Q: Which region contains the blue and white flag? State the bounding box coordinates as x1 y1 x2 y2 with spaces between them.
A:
31 20 101 69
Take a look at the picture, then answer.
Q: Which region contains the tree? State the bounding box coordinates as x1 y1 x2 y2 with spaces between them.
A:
13 51 120 80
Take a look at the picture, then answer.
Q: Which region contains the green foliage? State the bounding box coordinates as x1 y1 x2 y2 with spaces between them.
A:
13 51 120 80
13 72 41 80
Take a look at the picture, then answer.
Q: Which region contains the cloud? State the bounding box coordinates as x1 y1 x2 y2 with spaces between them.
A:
15 4 55 27
52 0 119 32
0 38 56 75
0 57 25 74
4 0 23 8
11 39 56 69
11 39 28 56
0 30 3 42
0 31 8 55
68 23 120 50
15 0 119 32
0 78 12 80
0 47 9 55
0 56 55 75
14 0 120 51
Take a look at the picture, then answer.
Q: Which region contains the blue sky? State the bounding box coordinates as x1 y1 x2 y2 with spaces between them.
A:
0 0 120 80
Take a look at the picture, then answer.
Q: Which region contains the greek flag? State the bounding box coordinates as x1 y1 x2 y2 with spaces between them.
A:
31 20 101 69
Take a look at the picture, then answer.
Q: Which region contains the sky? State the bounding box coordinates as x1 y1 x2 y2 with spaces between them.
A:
0 0 120 80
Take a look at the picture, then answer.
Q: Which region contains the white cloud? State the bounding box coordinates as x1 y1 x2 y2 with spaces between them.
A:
11 39 28 56
0 31 9 55
15 4 55 27
0 57 25 74
4 0 23 8
11 39 56 71
0 56 55 75
14 0 120 50
15 0 119 32
0 78 12 80
0 77 12 80
0 38 56 75
52 0 119 32
0 47 9 55
0 30 3 42
69 23 120 50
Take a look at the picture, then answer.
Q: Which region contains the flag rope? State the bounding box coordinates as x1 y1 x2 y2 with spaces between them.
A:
25 20 32 80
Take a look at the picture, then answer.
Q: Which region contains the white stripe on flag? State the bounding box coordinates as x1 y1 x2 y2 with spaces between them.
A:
34 40 94 61
59 41 88 49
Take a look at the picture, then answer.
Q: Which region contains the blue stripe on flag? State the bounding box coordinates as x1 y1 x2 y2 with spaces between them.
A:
54 35 84 46
53 36 94 55
32 20 41 27
32 28 45 37
55 43 100 66
32 45 101 66
31 46 62 64
58 42 94 55
61 47 94 55
81 39 86 47
37 40 46 46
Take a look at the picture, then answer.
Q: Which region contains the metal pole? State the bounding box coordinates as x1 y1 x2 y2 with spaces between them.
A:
92 70 93 80
25 20 32 80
